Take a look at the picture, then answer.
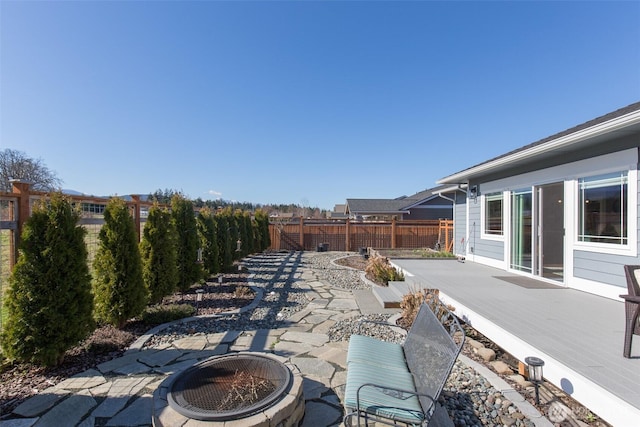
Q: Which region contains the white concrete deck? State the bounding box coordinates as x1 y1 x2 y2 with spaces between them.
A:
392 259 640 427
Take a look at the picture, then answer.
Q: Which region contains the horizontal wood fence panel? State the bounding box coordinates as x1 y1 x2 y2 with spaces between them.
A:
396 223 440 249
350 222 391 250
269 219 452 252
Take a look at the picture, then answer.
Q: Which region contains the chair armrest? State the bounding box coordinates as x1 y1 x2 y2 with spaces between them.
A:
620 294 640 303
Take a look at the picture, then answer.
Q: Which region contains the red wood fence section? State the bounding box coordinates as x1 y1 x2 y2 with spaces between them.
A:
269 218 453 252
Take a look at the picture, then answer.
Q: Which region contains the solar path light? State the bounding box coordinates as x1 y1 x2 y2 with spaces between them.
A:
195 289 204 313
525 356 545 405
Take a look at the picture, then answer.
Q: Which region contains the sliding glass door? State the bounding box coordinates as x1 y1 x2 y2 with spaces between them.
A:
510 183 564 281
511 189 532 273
537 182 564 281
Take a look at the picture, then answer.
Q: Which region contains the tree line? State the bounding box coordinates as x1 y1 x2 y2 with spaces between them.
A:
0 149 328 218
0 192 270 366
150 188 328 219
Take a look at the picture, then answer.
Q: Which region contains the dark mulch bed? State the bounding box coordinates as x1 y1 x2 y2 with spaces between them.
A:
333 254 368 271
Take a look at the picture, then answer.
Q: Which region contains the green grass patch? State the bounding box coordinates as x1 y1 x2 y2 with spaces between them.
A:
139 304 196 325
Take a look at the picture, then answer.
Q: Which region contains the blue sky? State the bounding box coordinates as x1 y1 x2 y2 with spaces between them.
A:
1 1 639 210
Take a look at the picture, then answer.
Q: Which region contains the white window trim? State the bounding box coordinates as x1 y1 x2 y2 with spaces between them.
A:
572 168 637 257
481 191 505 241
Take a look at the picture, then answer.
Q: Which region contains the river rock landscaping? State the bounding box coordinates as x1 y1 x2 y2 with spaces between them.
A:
0 251 607 426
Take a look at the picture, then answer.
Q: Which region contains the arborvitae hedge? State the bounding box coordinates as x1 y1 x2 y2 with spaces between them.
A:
215 209 233 271
242 211 254 255
0 193 94 366
197 207 220 275
171 195 202 291
234 209 249 258
140 204 178 304
93 197 147 328
254 209 271 251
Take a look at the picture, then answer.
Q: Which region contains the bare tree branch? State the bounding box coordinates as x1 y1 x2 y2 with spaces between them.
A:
0 149 63 192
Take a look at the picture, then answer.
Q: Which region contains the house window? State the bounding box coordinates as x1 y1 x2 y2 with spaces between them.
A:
578 172 628 245
484 192 503 236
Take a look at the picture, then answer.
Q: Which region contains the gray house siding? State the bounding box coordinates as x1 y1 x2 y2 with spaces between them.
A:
467 198 481 255
453 192 467 255
405 206 453 220
474 237 503 261
438 103 640 299
465 189 504 262
573 251 629 288
465 147 638 294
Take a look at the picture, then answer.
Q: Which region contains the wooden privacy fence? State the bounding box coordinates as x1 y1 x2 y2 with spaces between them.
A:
0 181 454 276
269 218 453 252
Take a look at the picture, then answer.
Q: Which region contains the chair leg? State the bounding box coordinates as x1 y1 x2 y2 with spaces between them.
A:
623 302 640 358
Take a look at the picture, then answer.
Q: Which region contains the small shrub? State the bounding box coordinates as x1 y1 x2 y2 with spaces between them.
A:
399 288 440 328
365 255 405 286
398 288 456 329
140 304 196 325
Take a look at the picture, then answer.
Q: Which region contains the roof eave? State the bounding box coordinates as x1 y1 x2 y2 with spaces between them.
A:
351 210 408 215
436 184 467 194
401 195 440 210
437 109 640 185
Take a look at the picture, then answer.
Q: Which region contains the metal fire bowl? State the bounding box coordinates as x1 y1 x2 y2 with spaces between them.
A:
167 353 292 421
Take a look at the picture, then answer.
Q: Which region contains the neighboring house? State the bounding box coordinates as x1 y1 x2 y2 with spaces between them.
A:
269 212 295 220
345 186 453 220
326 204 349 219
437 101 640 300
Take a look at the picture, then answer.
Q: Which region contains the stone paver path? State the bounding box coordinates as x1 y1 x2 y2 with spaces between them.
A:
3 257 358 427
2 253 550 427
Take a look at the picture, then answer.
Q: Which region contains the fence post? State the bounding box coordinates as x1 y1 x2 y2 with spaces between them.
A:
131 195 142 242
299 217 304 250
7 199 16 269
391 218 397 248
345 218 350 252
11 180 32 263
444 220 450 253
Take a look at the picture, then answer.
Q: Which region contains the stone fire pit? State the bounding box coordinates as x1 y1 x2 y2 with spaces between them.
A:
153 352 305 427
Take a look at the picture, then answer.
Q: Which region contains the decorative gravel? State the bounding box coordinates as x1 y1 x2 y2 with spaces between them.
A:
144 252 312 348
302 251 372 290
145 251 537 426
327 313 405 343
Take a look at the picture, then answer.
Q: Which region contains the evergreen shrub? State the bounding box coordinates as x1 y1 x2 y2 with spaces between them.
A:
0 193 94 366
172 195 202 292
197 207 220 275
93 197 147 328
140 204 178 304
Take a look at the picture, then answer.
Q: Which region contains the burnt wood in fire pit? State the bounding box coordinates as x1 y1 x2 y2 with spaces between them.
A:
167 353 292 421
